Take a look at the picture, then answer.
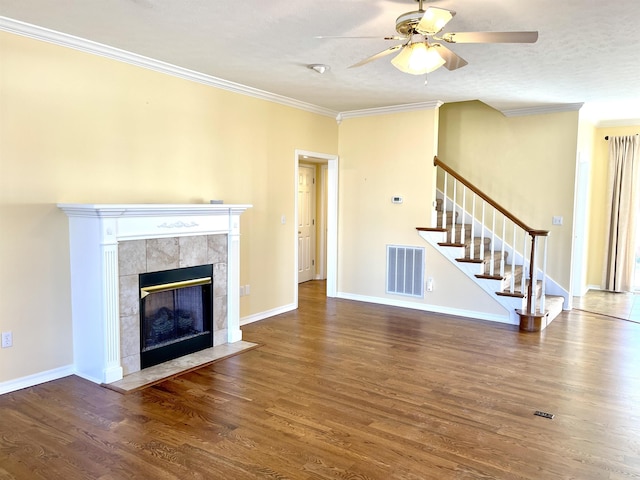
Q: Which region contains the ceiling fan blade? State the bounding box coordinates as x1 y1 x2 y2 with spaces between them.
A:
416 7 456 35
349 44 404 68
441 31 539 44
433 44 468 71
315 35 406 41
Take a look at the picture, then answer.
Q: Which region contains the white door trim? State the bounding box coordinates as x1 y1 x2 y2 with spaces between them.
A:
317 164 328 280
570 153 591 300
294 150 338 308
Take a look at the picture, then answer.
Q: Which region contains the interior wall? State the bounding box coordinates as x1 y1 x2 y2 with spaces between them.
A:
337 110 438 299
572 115 596 296
438 101 580 292
586 124 640 287
0 31 337 383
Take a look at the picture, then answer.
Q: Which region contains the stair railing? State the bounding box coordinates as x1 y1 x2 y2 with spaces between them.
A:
434 157 549 315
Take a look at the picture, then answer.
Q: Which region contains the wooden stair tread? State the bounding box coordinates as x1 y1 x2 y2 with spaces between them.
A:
496 291 525 298
475 274 504 280
438 242 465 247
456 258 484 264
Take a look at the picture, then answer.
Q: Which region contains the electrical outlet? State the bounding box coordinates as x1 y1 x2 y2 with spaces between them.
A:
426 277 434 292
552 216 563 225
1 331 13 348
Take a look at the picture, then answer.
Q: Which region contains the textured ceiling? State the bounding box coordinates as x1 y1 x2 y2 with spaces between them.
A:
2 0 640 124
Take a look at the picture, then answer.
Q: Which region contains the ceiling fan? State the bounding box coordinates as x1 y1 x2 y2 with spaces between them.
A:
336 0 538 76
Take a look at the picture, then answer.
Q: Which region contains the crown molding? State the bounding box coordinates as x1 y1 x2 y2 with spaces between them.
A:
595 119 640 128
337 101 444 123
0 16 339 119
3 17 591 125
500 103 584 117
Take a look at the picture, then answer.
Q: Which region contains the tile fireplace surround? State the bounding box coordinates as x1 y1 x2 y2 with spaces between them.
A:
58 203 251 385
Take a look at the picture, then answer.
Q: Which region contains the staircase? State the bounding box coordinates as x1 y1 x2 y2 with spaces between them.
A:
417 157 565 332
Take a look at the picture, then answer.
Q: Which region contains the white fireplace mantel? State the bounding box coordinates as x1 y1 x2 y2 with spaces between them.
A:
58 203 251 384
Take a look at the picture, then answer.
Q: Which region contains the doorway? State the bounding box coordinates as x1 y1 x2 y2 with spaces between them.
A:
294 150 338 307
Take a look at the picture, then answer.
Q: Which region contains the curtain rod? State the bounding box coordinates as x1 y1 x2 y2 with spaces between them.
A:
604 134 639 140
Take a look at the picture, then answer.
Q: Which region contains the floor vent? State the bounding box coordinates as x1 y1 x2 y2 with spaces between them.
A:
534 410 555 419
386 245 424 297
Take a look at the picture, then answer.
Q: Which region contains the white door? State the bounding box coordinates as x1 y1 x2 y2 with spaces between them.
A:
298 164 316 283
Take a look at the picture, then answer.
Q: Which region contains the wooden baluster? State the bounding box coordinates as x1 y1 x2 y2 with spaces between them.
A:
480 201 486 270
521 232 527 296
528 235 538 314
452 178 458 243
442 172 448 232
540 236 548 313
489 209 496 276
510 222 516 293
460 185 467 245
470 194 476 260
500 216 506 277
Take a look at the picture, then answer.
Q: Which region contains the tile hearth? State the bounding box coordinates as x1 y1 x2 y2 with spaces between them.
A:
105 341 259 393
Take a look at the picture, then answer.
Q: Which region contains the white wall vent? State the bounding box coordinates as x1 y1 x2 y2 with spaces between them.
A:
386 245 425 297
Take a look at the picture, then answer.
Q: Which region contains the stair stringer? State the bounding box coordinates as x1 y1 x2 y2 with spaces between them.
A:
418 229 523 325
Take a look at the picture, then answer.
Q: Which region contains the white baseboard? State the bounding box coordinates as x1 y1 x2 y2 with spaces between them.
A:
73 370 104 385
0 364 75 395
336 292 515 325
587 284 602 291
2 303 298 395
240 303 296 326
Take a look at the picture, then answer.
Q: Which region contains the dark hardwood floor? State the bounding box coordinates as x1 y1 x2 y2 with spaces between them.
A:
1 282 639 479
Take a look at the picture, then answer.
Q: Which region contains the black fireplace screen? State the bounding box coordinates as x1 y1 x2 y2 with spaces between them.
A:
143 285 204 349
139 264 213 369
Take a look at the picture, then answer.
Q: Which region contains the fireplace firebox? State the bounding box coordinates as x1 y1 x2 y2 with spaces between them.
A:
139 264 213 369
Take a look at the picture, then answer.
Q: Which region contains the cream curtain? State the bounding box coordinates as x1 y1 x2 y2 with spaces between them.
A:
603 135 640 292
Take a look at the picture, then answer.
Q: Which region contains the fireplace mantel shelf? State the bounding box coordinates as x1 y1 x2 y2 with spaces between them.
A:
58 203 252 218
58 202 251 385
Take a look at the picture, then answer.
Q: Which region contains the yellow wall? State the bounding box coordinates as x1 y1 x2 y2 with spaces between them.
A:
0 31 337 382
587 124 640 287
337 110 438 298
438 101 579 291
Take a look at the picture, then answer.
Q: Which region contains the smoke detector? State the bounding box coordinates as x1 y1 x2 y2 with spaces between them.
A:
308 64 330 74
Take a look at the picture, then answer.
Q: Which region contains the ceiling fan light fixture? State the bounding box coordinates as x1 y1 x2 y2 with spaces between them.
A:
416 7 454 34
391 43 445 75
